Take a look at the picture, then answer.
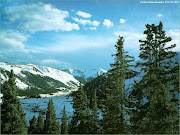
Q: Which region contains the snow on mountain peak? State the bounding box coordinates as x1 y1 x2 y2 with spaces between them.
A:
24 63 36 66
69 69 74 74
0 62 80 89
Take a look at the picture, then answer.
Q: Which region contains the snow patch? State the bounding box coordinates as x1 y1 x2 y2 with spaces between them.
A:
39 87 78 98
0 62 80 88
56 87 68 90
69 69 73 74
15 78 28 89
17 96 27 99
18 73 26 78
0 73 8 83
0 93 3 104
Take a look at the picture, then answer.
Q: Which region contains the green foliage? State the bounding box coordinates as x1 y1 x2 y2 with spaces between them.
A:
102 36 136 134
84 75 107 109
69 83 92 134
74 76 91 84
72 83 89 111
61 105 68 134
68 114 78 134
83 70 138 109
89 90 100 134
168 63 179 133
127 80 145 134
78 108 92 134
130 22 179 134
36 113 44 134
1 70 27 134
44 99 60 134
28 115 37 134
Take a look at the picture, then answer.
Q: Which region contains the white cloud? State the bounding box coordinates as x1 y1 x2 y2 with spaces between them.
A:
41 59 61 64
41 58 71 67
30 50 41 53
89 27 97 30
72 18 100 26
114 31 145 40
35 35 116 52
0 30 28 50
103 19 114 28
76 11 91 18
167 29 179 38
4 3 79 33
167 29 179 52
120 19 126 23
0 30 42 53
157 14 163 17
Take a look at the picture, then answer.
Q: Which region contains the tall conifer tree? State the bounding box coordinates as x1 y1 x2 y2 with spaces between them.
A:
28 115 37 134
130 22 179 134
168 63 179 133
89 90 100 134
68 114 78 134
128 80 145 133
61 105 68 134
36 113 44 134
102 36 135 134
1 70 27 134
44 99 60 134
70 83 91 134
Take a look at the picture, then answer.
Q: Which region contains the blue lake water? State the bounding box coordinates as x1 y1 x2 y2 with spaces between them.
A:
21 95 74 123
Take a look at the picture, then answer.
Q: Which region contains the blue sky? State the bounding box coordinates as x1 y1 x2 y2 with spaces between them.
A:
1 0 179 71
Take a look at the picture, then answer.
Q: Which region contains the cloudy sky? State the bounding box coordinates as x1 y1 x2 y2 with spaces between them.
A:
1 0 179 71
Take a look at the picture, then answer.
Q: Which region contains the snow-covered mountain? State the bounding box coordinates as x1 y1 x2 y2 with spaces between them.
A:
0 62 80 96
63 68 108 78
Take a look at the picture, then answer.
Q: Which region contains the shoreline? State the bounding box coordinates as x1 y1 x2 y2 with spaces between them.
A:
17 88 77 99
39 91 72 98
0 88 77 102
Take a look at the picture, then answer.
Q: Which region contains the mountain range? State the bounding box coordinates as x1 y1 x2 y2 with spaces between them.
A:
0 62 81 97
0 62 107 97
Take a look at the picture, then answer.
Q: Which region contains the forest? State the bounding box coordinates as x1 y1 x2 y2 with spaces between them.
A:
1 22 179 134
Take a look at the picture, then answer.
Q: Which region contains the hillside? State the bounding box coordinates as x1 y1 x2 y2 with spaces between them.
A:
0 62 80 96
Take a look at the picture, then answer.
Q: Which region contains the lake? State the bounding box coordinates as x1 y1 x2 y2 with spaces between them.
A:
21 95 74 124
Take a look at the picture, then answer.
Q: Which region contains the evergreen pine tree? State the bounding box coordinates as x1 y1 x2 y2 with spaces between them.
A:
131 22 179 134
78 107 92 134
61 105 68 134
36 113 44 134
168 63 179 133
128 80 145 134
89 90 100 134
68 114 78 134
102 36 136 134
28 115 37 134
70 83 91 134
67 118 71 133
1 70 27 134
44 99 60 134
